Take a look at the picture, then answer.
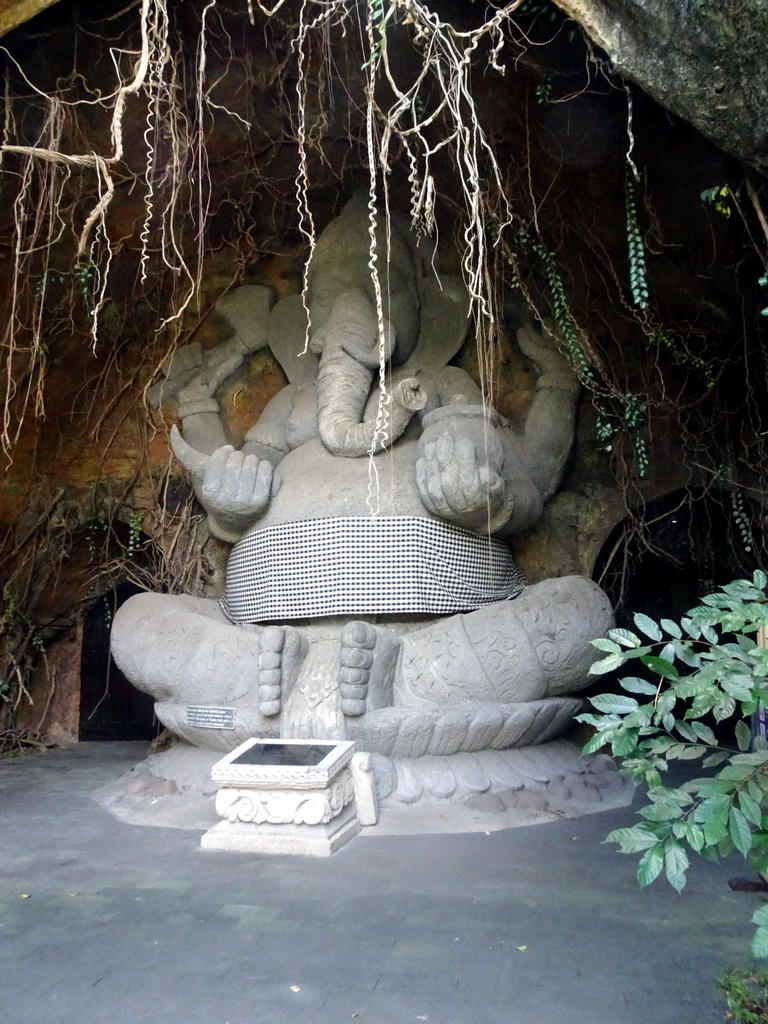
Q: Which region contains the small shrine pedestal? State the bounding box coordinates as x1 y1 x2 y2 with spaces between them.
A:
201 738 377 856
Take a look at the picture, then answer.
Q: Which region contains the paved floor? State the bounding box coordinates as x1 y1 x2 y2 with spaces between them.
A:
0 742 758 1024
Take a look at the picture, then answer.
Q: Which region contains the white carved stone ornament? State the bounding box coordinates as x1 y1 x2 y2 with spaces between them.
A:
215 770 354 825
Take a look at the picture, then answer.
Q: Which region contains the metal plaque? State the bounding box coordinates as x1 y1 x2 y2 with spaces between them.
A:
185 705 236 729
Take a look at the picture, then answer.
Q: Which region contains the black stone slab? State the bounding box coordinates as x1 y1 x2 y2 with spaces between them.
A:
233 742 335 767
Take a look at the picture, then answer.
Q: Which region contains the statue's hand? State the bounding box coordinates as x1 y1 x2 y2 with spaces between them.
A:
516 316 577 381
416 433 509 532
172 427 280 542
177 342 245 405
200 445 280 530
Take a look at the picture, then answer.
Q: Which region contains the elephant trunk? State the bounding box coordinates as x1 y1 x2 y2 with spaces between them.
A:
315 290 426 458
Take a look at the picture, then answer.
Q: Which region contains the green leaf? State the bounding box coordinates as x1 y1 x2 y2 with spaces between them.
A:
684 822 705 852
605 825 660 853
703 801 730 845
588 653 627 676
739 790 764 827
633 613 662 641
735 720 752 751
608 627 642 648
664 839 689 892
754 569 767 590
752 905 768 928
749 778 765 803
619 676 658 696
677 744 707 760
702 752 729 769
647 786 692 807
656 690 677 716
752 927 768 959
641 655 679 680
736 634 757 653
637 844 664 886
690 693 717 717
731 751 768 766
721 678 753 701
658 642 676 665
720 763 759 781
677 678 715 700
592 638 622 653
692 722 718 745
647 736 677 754
713 697 736 722
612 727 641 756
639 802 683 822
698 781 738 798
623 706 656 728
674 644 701 669
581 729 618 755
702 624 719 645
575 713 608 727
660 618 682 639
680 617 701 640
589 693 639 714
675 721 698 742
665 742 688 760
729 806 753 856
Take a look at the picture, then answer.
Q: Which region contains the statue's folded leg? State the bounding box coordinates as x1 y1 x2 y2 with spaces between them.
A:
110 592 305 709
498 576 614 696
393 575 613 707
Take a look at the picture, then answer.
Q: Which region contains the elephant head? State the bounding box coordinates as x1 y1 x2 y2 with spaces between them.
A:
303 194 429 458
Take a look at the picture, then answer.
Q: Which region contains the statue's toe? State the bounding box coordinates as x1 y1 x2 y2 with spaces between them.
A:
339 621 378 715
258 625 304 716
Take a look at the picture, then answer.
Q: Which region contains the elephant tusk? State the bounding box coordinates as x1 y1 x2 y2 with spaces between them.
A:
393 377 427 413
170 424 212 477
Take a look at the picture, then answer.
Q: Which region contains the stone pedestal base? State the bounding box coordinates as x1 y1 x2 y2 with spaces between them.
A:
200 737 375 856
201 801 361 856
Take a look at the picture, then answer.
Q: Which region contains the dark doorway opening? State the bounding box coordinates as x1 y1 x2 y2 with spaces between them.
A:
594 487 763 628
79 581 158 741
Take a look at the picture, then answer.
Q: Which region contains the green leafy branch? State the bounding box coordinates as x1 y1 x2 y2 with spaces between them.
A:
701 184 733 219
578 571 768 957
759 274 768 318
527 237 594 384
362 0 387 71
647 326 716 390
594 392 649 478
626 176 649 310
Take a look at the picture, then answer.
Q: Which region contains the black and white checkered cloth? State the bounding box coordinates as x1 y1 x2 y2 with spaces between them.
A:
220 515 526 623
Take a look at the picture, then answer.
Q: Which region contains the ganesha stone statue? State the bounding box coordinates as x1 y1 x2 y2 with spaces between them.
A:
111 193 613 766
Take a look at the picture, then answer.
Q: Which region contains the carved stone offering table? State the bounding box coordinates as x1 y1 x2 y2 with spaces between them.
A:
201 738 377 856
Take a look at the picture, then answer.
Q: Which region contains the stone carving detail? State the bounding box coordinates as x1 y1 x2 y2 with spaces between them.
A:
110 194 614 764
349 750 379 825
215 771 354 825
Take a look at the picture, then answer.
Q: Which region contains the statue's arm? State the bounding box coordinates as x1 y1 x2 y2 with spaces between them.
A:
172 386 300 545
516 319 581 504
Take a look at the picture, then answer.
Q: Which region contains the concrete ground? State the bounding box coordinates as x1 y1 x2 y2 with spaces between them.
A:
0 742 758 1024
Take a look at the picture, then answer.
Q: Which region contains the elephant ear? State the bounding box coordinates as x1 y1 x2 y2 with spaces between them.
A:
401 274 470 374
